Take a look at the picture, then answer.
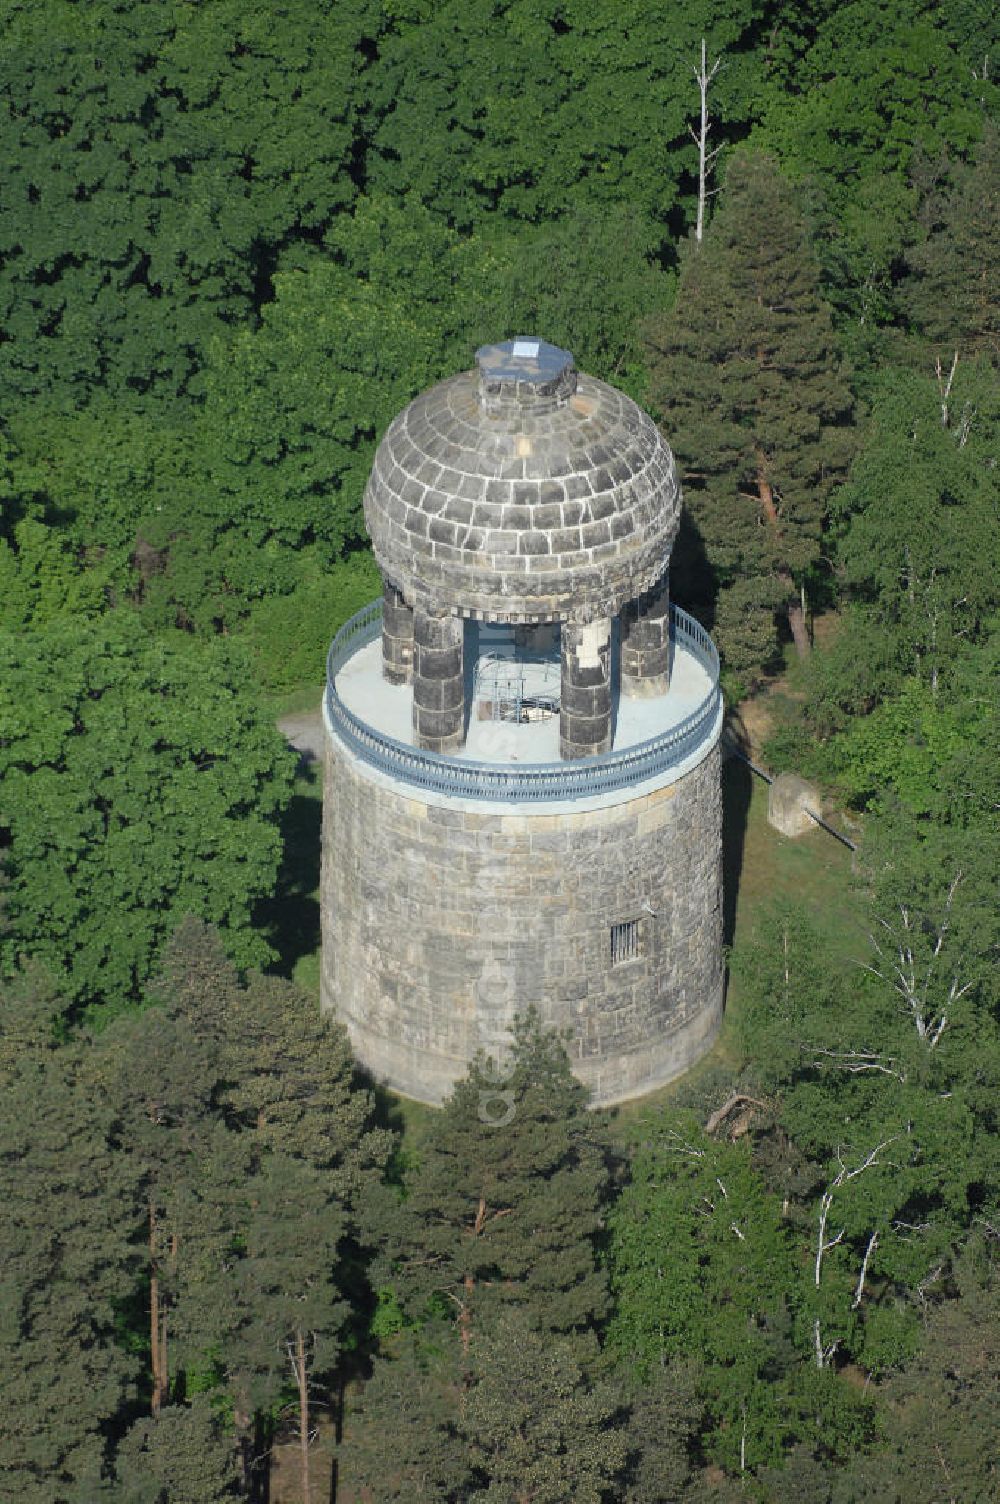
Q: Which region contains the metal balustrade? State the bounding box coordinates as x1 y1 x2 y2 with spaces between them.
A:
325 600 721 803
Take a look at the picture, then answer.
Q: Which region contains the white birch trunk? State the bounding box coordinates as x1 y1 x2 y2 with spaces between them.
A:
690 39 722 244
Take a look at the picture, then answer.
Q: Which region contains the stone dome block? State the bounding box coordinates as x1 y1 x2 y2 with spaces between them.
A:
363 339 681 625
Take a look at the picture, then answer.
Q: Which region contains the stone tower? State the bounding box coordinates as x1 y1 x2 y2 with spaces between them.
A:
320 339 723 1106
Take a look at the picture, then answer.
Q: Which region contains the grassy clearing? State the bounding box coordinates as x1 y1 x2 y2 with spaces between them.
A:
721 757 862 965
264 682 325 721
603 754 863 1134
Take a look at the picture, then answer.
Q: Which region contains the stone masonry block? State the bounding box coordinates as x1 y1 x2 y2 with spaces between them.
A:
768 773 821 838
321 729 723 1109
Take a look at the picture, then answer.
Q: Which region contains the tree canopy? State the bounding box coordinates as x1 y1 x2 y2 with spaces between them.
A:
0 618 294 1017
646 151 855 679
0 0 997 1496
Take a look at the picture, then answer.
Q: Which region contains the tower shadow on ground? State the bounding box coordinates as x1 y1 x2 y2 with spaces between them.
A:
256 755 323 978
721 752 753 951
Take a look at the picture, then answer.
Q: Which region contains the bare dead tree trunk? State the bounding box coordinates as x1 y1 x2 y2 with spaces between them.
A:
786 589 810 658
814 1187 844 1288
935 351 959 428
864 873 971 1047
813 1317 839 1370
813 1140 898 1363
289 1329 312 1504
460 1195 489 1356
852 1232 879 1309
149 1202 166 1416
690 39 722 244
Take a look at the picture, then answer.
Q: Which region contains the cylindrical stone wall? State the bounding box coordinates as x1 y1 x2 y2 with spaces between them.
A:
412 608 465 752
559 618 612 759
621 578 671 697
381 581 414 685
321 732 724 1107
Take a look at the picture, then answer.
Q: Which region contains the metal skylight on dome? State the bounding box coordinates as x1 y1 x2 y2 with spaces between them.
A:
475 337 574 387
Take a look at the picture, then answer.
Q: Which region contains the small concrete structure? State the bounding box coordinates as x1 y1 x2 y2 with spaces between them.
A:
768 773 822 838
320 339 725 1106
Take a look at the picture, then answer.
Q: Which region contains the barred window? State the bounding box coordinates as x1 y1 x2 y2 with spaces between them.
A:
610 919 640 966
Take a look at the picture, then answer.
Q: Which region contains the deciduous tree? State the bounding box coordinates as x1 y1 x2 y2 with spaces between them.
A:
366 0 762 238
0 617 294 1017
753 1 996 326
607 1106 799 1471
0 0 378 406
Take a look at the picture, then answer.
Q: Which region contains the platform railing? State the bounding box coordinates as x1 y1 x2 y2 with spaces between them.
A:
325 600 721 802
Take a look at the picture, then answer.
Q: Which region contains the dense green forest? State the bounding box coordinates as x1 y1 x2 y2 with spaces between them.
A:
1 1 997 1499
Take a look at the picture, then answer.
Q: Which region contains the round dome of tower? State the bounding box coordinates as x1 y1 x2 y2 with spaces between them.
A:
363 338 680 624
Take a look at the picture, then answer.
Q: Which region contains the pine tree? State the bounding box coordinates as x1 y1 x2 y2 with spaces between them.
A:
0 969 137 1502
353 1017 614 1498
219 966 393 1196
646 151 855 679
125 920 260 1420
340 1326 472 1503
211 961 392 1490
380 1011 610 1346
345 1315 631 1503
621 1360 703 1503
904 126 999 367
463 1309 630 1503
0 957 64 1080
137 921 392 1494
97 1000 234 1418
224 1155 348 1504
112 1397 241 1504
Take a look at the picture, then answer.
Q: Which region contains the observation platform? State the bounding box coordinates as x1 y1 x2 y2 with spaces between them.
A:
325 600 722 810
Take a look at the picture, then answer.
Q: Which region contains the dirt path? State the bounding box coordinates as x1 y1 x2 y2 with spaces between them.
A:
725 696 774 761
278 710 325 767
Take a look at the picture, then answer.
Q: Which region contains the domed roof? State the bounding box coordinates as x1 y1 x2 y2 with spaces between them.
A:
363 339 680 624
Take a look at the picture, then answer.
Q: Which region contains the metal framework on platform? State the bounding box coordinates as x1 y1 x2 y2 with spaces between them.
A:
325 598 720 803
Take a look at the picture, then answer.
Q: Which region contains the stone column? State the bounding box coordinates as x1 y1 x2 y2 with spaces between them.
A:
621 577 670 697
382 580 414 685
560 617 612 759
413 608 465 753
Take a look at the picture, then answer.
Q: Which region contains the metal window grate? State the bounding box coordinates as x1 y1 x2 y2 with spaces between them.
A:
611 920 640 966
